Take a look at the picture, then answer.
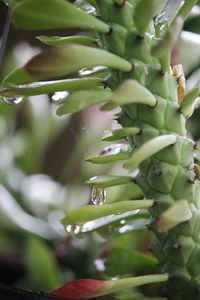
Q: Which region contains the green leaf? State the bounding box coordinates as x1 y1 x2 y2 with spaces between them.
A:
155 0 182 37
37 35 96 46
102 127 140 141
152 17 183 71
157 199 192 232
86 175 133 187
66 211 149 235
98 274 168 297
124 135 177 170
105 247 158 275
4 44 132 84
61 200 154 228
180 81 200 117
134 0 163 36
101 80 156 111
178 0 198 20
0 78 103 97
86 144 131 164
13 0 110 33
25 236 62 291
56 89 111 115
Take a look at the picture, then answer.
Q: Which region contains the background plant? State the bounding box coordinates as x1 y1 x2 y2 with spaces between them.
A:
0 1 200 300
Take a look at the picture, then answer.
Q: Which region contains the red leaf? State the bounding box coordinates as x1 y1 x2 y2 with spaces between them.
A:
49 279 107 299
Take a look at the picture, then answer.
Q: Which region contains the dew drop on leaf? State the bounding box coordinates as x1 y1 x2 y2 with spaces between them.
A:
65 224 81 235
91 187 106 205
51 91 68 104
2 96 23 105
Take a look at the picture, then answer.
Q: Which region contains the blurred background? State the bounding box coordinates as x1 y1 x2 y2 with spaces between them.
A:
0 1 200 299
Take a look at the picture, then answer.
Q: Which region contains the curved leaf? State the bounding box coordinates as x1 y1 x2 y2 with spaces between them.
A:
86 144 131 164
61 200 153 227
13 0 109 33
56 89 111 115
4 44 132 84
86 175 133 187
37 35 96 46
0 78 103 97
102 127 140 141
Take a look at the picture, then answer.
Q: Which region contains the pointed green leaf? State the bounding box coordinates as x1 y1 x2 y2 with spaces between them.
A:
25 236 62 291
86 175 134 188
0 78 103 97
61 200 154 227
180 82 200 117
105 247 158 275
13 0 110 33
101 79 156 111
86 144 131 164
4 44 132 84
152 17 183 71
134 0 163 36
101 274 168 297
157 199 192 232
124 135 177 169
37 35 96 46
155 0 182 37
102 127 140 141
178 0 198 20
56 89 111 115
65 211 149 235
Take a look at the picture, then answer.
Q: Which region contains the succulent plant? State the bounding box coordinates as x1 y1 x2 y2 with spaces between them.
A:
1 0 200 299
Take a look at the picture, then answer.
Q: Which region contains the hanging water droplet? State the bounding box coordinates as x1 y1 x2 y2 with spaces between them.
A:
51 91 68 104
2 96 23 105
91 187 106 205
65 224 81 235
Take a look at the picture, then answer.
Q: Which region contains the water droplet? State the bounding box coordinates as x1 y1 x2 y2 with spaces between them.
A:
74 0 96 14
79 66 105 76
100 144 130 156
51 91 68 104
91 187 106 205
2 96 23 105
65 224 81 235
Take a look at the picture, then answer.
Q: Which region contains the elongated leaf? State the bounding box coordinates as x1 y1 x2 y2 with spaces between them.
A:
134 0 162 36
105 247 158 275
0 78 103 97
124 135 177 169
157 199 192 232
37 35 96 46
66 211 149 235
61 200 153 227
25 236 62 291
155 0 182 37
102 127 140 141
56 89 111 115
180 81 200 117
86 175 133 187
86 144 131 164
50 274 168 299
4 44 132 84
152 17 183 71
13 0 109 33
101 79 156 111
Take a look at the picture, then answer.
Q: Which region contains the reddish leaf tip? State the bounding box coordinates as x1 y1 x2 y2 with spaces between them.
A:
49 279 107 299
